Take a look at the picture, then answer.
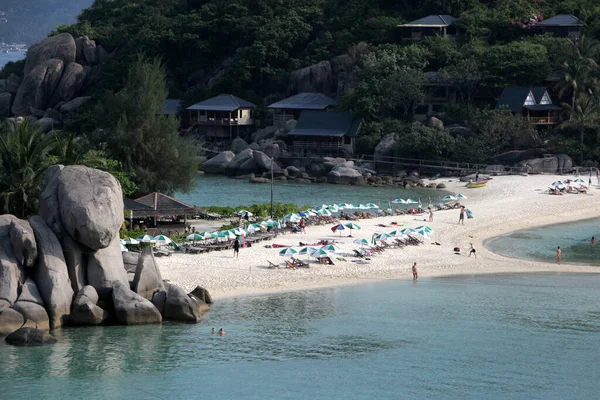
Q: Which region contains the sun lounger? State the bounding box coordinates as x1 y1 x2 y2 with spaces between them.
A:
284 260 297 269
291 257 309 268
267 261 280 269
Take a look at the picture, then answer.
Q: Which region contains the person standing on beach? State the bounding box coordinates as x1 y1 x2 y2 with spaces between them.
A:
468 243 477 258
556 246 562 264
299 218 306 233
233 238 240 258
596 168 600 185
412 262 418 280
458 206 465 225
428 207 433 222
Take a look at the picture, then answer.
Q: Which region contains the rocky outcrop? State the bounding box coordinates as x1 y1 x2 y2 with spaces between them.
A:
189 286 214 305
231 137 249 154
225 149 254 176
24 33 76 76
9 218 37 268
327 166 363 184
202 151 235 174
487 149 547 165
425 116 444 130
39 165 65 239
9 278 47 330
0 92 11 118
251 126 278 143
5 327 57 346
289 61 334 95
0 308 25 336
284 119 297 133
12 59 64 116
556 154 573 172
70 286 107 326
237 157 259 176
132 248 165 301
57 165 123 250
516 157 558 174
6 74 21 94
50 62 86 105
87 235 129 295
374 133 397 161
61 235 88 293
253 151 274 172
164 283 208 323
0 216 26 308
29 216 73 329
60 96 92 114
112 281 162 325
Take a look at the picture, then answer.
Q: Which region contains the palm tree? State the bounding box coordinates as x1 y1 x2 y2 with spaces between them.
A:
0 120 55 218
556 35 600 109
561 93 600 165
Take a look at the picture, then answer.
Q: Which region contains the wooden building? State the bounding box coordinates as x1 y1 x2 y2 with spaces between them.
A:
186 94 255 141
496 87 561 126
287 111 361 156
398 15 456 42
267 92 337 126
536 15 583 40
124 192 200 227
415 71 457 121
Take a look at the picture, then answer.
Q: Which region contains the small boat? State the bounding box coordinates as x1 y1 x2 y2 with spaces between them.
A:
466 181 488 188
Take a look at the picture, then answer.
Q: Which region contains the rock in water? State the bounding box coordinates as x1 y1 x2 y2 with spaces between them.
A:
0 215 26 307
24 33 76 76
0 308 25 336
9 218 37 268
29 216 74 329
61 234 88 293
132 248 165 301
189 286 214 305
87 235 128 296
70 287 107 326
164 283 208 323
39 165 65 239
11 302 50 331
112 281 162 325
224 149 253 176
5 327 57 346
202 151 235 174
57 165 124 250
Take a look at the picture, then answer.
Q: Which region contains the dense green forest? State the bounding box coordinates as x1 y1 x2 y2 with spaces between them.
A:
0 0 93 44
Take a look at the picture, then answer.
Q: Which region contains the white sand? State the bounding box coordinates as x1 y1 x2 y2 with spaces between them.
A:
158 174 600 299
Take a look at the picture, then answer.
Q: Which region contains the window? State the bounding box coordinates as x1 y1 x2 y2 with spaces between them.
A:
539 92 551 105
524 92 536 106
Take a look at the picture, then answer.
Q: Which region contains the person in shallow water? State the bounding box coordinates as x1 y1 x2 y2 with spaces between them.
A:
412 262 418 280
212 327 216 334
591 237 597 245
218 328 226 335
556 246 562 264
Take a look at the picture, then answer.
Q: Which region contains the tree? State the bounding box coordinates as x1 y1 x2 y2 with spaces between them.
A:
441 56 482 104
0 120 54 218
561 93 600 165
93 56 202 195
393 124 457 160
482 41 550 87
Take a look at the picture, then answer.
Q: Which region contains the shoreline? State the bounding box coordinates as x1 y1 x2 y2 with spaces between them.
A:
159 174 600 300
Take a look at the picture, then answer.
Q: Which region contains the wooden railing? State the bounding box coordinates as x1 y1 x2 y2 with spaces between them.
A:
525 117 560 125
292 141 343 150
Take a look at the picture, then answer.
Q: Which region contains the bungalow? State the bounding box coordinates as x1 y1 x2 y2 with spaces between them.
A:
536 15 583 40
398 15 456 42
267 92 337 126
287 111 361 156
125 192 199 227
496 87 561 126
186 94 255 141
414 71 457 121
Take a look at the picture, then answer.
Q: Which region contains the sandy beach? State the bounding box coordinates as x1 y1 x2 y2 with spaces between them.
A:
158 174 600 299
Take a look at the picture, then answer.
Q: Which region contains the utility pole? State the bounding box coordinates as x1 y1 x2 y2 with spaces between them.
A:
270 156 274 219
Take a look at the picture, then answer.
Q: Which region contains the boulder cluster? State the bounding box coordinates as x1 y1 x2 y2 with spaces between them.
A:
0 165 210 344
1 33 106 129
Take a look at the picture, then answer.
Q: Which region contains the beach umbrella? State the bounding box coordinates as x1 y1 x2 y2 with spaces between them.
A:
317 208 332 216
120 239 127 246
331 223 346 237
388 230 406 238
365 203 379 209
320 244 340 253
375 233 392 242
299 246 319 255
345 222 361 236
327 204 340 212
186 233 203 240
218 230 236 240
357 204 368 209
120 243 129 252
124 237 139 245
235 209 253 217
155 235 172 245
442 195 457 202
283 213 301 222
456 193 467 199
572 178 587 186
552 180 565 187
412 226 433 238
392 198 406 204
279 248 298 258
137 234 155 243
338 203 352 209
353 238 370 246
405 198 418 204
311 248 332 258
247 224 260 234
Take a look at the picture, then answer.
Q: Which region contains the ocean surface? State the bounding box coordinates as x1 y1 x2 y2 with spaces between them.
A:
177 175 449 208
1 273 599 399
485 218 600 266
0 52 25 69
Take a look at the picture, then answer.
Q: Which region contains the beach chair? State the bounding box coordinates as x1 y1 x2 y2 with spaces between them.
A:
284 260 297 269
292 258 309 268
267 261 280 269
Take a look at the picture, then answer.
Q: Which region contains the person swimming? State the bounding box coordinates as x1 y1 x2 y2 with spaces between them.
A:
218 328 226 335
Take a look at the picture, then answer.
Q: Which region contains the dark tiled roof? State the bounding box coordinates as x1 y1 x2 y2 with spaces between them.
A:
495 87 549 112
288 111 362 137
159 99 182 115
267 93 337 110
134 192 195 211
187 94 255 112
124 198 153 211
401 15 456 27
537 14 582 26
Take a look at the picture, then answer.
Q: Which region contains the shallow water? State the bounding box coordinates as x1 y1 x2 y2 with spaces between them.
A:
177 175 446 208
2 273 600 399
485 218 600 266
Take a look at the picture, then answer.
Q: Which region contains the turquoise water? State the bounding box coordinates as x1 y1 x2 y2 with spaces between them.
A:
2 273 600 399
177 175 446 208
485 218 600 266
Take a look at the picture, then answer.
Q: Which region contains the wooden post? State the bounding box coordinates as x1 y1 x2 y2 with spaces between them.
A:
229 111 232 139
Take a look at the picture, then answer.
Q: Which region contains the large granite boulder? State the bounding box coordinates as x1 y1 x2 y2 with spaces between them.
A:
151 290 167 316
0 92 11 118
50 62 86 105
289 61 333 94
556 154 573 172
0 216 26 307
286 166 300 178
60 96 92 114
73 285 99 308
24 33 76 76
70 286 107 325
237 157 259 176
6 73 21 94
0 308 25 336
39 165 65 239
260 143 280 159
425 116 444 130
132 248 165 301
487 149 546 165
12 302 50 331
5 327 57 346
112 281 162 325
231 137 249 154
253 150 274 171
57 165 123 250
516 157 559 174
225 149 254 176
61 235 88 293
87 235 129 296
122 251 139 273
202 151 235 174
327 166 362 184
35 117 59 133
29 215 73 329
251 126 277 143
374 133 397 161
164 283 208 323
12 59 64 116
9 217 37 268
189 286 214 305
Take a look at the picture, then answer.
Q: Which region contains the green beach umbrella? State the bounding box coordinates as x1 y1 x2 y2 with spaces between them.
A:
366 203 379 209
345 222 361 237
320 244 340 253
353 238 370 246
283 213 301 222
388 230 406 238
137 234 155 243
299 246 319 255
456 193 467 199
279 248 298 257
311 248 331 258
121 243 129 252
154 235 172 245
124 237 140 245
317 208 332 216
186 233 202 240
375 233 392 242
120 239 127 245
